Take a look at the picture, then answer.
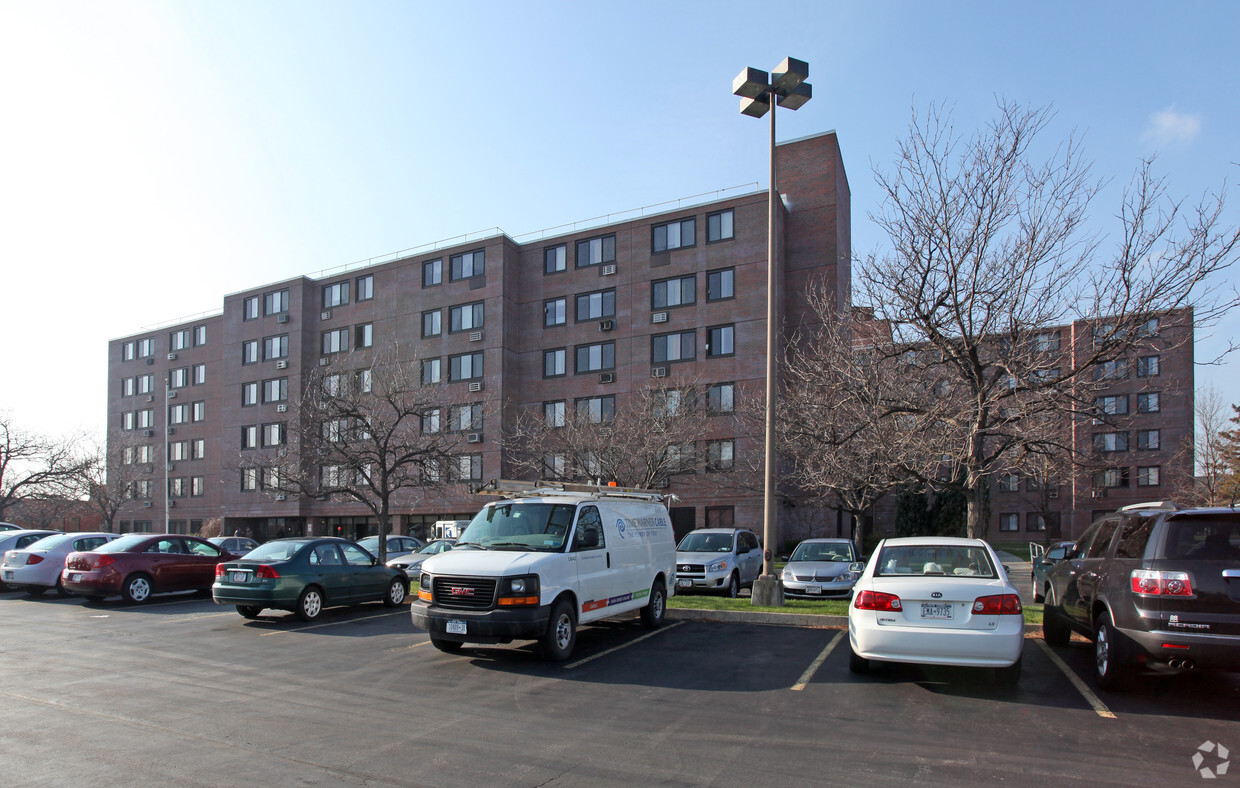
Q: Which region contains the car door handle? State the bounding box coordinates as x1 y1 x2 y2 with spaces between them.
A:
606 552 611 569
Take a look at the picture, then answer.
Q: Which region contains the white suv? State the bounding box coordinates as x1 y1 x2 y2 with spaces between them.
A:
674 528 763 597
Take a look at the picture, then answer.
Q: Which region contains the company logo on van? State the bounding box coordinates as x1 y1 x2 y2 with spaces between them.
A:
617 515 669 539
616 518 626 537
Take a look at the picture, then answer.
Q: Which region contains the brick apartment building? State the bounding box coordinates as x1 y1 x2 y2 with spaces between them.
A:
106 131 852 544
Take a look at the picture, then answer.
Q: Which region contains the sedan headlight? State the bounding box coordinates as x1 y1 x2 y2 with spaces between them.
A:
780 568 794 581
708 559 729 573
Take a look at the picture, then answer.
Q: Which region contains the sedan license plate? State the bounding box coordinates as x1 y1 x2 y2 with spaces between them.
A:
2 571 12 580
677 579 691 588
66 573 79 582
920 602 953 620
805 584 822 594
228 571 249 583
446 620 467 635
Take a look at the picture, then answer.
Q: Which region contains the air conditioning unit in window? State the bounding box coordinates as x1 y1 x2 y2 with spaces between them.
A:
466 432 482 444
146 359 154 365
467 382 483 392
469 331 483 342
146 395 155 402
277 314 290 324
142 429 154 438
319 357 330 366
276 404 288 413
1091 489 1108 498
321 311 332 321
599 373 615 384
275 493 287 501
167 353 177 361
168 500 177 508
601 264 617 276
166 427 176 435
167 390 177 398
142 501 152 508
599 320 615 332
653 478 670 489
651 367 667 378
651 312 668 323
166 463 175 472
276 360 288 369
278 448 288 457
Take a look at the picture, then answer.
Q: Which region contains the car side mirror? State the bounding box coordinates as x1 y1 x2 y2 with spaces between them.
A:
1001 564 1011 576
849 561 865 574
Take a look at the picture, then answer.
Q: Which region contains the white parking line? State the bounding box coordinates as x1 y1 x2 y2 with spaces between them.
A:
790 631 844 691
563 621 684 669
1034 639 1116 719
259 609 404 636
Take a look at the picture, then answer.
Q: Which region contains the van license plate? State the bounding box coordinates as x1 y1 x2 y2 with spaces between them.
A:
920 603 952 619
446 620 467 635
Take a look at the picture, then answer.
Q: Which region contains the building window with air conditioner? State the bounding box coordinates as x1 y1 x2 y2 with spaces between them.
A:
652 275 696 309
652 331 695 364
170 329 190 351
574 395 615 424
449 302 484 333
264 334 289 360
449 352 483 382
322 281 350 308
575 234 615 268
574 342 615 373
265 289 289 315
450 404 482 432
321 328 349 355
263 378 288 403
575 289 615 322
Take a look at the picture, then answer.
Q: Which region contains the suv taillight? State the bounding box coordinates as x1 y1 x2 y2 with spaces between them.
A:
1130 569 1194 597
854 590 902 611
973 594 1023 615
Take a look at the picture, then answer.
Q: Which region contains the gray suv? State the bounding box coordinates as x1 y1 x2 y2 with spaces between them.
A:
675 528 763 597
1042 502 1240 690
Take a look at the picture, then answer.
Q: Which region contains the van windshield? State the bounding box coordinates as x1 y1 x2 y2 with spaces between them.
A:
457 503 577 552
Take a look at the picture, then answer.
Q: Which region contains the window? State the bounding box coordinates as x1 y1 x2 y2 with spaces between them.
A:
241 426 258 450
1095 395 1129 419
1093 432 1129 453
652 276 696 309
455 454 482 482
654 389 688 418
355 323 373 349
137 338 155 358
449 352 483 381
1137 355 1161 377
998 473 1019 492
321 329 349 355
450 249 484 280
262 423 285 447
322 281 350 308
1097 359 1129 380
191 439 205 460
707 383 734 414
544 401 566 428
1093 467 1130 488
356 368 371 393
1137 466 1161 487
319 465 345 488
122 378 135 397
242 382 258 406
652 217 695 252
543 454 566 478
544 244 567 274
265 289 289 315
706 439 735 472
575 342 615 373
1137 429 1161 450
1137 392 1160 413
421 408 441 434
264 335 288 360
169 441 189 461
138 374 154 394
137 409 154 429
423 258 442 287
575 289 615 321
356 274 373 302
421 358 442 385
707 209 734 243
544 348 567 377
707 506 735 529
193 325 206 346
122 342 135 361
240 467 258 491
1137 317 1160 337
169 478 187 498
242 340 259 365
422 310 442 337
192 401 205 422
169 404 189 425
170 368 189 389
706 325 735 357
192 364 206 385
1028 513 1059 532
191 477 204 497
652 331 695 364
999 513 1019 532
136 445 154 463
133 480 153 499
450 404 482 432
544 297 566 327
170 329 190 351
243 297 259 320
576 234 615 267
263 378 287 403
576 395 615 424
1033 332 1061 352
706 268 735 302
449 302 484 332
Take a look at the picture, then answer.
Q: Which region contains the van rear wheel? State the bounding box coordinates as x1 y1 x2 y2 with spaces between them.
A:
640 580 666 629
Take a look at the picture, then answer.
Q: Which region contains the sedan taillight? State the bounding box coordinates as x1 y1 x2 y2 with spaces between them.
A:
973 594 1022 615
215 564 227 577
255 565 280 579
854 590 902 611
26 555 44 565
94 555 115 569
1130 569 1194 597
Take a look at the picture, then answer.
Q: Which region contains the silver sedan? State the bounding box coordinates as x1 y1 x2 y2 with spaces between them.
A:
781 538 860 598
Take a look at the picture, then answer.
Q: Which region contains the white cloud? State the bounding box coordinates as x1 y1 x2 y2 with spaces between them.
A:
1142 105 1202 146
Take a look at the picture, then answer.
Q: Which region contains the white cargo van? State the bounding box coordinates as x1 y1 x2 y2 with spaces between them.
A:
410 480 677 661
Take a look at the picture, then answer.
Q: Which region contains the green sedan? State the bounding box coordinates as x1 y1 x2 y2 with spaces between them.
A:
212 537 408 621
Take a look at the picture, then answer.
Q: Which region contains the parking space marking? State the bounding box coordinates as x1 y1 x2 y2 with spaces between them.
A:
1034 639 1116 719
563 621 684 670
790 631 844 691
155 611 238 624
259 609 404 636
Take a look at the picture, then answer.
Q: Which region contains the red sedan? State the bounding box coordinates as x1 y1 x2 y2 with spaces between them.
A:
62 534 236 603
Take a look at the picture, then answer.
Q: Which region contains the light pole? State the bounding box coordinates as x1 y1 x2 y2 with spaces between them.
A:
732 58 811 607
164 375 171 534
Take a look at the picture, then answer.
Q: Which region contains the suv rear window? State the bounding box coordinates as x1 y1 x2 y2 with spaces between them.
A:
1164 516 1240 560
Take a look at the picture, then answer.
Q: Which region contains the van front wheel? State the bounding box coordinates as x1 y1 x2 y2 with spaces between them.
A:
539 597 577 661
640 580 666 629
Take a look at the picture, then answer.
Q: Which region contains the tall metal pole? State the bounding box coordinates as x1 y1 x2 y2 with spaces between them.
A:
164 377 170 534
762 97 777 578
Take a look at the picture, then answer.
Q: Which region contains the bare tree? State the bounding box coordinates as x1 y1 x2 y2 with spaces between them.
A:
75 431 148 533
252 345 472 563
0 413 85 523
504 375 719 490
857 100 1240 537
1217 403 1240 506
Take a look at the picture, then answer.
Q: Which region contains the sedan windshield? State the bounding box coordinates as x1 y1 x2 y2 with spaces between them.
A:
241 540 313 562
875 545 996 578
677 532 733 553
790 542 854 562
457 503 575 551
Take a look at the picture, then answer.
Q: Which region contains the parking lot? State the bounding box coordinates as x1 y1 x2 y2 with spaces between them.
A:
2 588 1238 787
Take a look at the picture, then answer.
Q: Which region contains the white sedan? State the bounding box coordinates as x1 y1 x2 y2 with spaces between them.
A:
2 532 119 595
847 536 1024 683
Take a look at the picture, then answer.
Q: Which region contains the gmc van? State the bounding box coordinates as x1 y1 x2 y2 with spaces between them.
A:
410 480 677 661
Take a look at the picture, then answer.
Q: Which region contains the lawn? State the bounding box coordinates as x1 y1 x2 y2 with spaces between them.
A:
669 593 1044 626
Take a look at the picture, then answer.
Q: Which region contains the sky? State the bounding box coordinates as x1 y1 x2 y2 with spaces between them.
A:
2 0 1238 443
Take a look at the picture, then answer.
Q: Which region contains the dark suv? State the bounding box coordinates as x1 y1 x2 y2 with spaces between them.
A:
1041 502 1240 690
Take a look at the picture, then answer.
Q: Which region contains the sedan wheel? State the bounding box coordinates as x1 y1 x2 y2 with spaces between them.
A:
122 574 153 604
236 605 263 619
383 577 407 607
25 586 48 597
848 642 870 674
296 587 324 622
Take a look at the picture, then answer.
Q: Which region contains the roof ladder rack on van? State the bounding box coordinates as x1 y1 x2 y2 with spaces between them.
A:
469 478 671 503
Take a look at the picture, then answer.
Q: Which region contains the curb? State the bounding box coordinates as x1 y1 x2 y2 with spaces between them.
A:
666 607 1043 634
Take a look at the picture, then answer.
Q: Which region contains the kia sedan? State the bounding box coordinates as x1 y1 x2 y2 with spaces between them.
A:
62 534 236 603
781 538 860 598
3 532 120 595
848 537 1024 683
212 537 408 621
